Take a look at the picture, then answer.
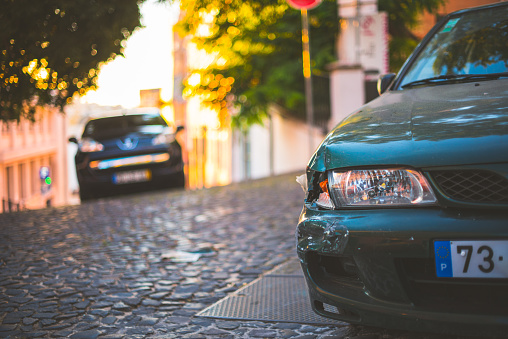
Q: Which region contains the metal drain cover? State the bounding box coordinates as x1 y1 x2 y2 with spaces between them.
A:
196 260 344 325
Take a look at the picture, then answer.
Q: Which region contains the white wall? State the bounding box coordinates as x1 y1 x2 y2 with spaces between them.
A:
249 123 271 179
328 64 365 131
271 112 322 175
232 107 325 182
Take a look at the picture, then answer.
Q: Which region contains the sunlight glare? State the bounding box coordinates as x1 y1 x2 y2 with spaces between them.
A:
82 0 179 108
187 73 202 87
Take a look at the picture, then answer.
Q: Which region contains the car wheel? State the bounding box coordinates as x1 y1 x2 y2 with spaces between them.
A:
78 186 95 202
168 170 185 188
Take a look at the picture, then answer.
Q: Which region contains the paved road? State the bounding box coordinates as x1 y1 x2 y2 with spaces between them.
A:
0 174 468 338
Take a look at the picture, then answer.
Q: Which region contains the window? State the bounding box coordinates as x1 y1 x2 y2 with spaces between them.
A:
18 163 25 199
6 166 14 201
31 161 37 195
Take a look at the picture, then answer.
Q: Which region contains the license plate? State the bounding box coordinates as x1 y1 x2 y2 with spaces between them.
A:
434 240 508 278
112 169 151 184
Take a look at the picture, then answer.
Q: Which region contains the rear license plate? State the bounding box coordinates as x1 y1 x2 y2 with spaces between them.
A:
434 240 508 278
112 169 151 184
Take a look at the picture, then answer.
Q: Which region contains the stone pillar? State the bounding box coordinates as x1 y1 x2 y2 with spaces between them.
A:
326 0 388 130
327 63 364 131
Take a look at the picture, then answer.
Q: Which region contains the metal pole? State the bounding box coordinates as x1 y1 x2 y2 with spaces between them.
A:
301 9 315 157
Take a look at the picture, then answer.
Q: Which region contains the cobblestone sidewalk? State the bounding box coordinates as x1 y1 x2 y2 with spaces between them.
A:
0 174 466 338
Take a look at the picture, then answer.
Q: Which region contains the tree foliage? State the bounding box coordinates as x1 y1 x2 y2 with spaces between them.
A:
176 0 445 129
0 0 142 122
379 0 447 71
176 0 338 130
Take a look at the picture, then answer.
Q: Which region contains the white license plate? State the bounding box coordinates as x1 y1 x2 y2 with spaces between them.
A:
434 240 508 278
112 169 151 184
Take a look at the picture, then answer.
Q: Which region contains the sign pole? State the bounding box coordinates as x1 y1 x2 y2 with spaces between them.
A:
287 0 322 157
301 8 315 158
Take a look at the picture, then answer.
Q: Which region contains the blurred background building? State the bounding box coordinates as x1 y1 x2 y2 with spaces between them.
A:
0 107 69 212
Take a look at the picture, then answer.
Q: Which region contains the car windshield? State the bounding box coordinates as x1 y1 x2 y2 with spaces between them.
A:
83 114 167 139
399 5 508 88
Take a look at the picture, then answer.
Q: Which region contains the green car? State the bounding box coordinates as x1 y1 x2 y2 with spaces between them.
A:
297 3 508 336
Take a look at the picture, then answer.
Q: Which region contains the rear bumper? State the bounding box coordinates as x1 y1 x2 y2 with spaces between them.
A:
296 205 508 336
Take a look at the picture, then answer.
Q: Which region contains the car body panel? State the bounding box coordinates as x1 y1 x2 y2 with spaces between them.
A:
297 205 508 335
309 80 508 172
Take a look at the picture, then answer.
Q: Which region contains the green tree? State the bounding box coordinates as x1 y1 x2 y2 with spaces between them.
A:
0 0 142 122
176 0 445 129
176 0 337 129
379 0 447 71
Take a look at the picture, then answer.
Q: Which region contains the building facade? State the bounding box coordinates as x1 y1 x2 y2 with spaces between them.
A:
0 106 69 213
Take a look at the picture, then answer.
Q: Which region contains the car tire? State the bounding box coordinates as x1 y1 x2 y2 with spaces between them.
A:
78 186 95 202
174 170 185 188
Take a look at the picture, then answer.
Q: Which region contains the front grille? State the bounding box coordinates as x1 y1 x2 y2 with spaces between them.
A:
430 170 508 203
397 258 508 315
306 252 364 295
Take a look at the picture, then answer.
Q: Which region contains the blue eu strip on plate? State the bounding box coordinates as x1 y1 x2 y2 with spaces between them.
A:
434 241 453 277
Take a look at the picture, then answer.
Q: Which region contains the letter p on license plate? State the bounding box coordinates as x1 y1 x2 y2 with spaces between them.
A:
434 240 508 278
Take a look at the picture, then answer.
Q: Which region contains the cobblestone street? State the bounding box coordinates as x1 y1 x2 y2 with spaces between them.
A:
0 174 468 338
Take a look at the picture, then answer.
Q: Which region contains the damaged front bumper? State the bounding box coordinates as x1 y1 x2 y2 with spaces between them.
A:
296 204 508 336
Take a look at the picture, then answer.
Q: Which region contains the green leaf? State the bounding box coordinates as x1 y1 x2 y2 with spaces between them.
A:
0 0 143 122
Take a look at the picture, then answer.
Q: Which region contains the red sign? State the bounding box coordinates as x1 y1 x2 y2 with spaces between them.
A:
286 0 322 10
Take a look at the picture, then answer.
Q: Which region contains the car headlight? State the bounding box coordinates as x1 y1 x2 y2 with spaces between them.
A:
79 138 104 152
152 132 175 146
318 168 437 208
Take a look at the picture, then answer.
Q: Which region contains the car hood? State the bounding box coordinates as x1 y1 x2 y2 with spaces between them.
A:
309 79 508 171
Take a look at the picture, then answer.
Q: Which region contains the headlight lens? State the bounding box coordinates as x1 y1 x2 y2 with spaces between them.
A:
79 138 104 152
328 168 437 207
152 132 175 145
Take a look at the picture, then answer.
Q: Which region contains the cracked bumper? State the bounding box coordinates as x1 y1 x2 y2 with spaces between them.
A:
296 204 508 336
